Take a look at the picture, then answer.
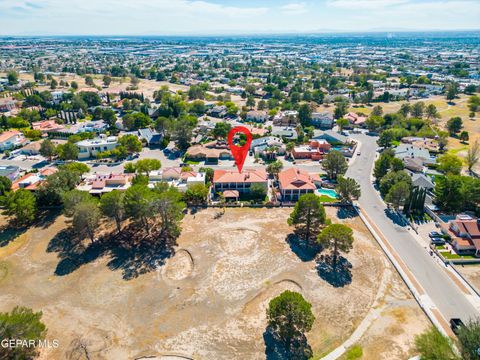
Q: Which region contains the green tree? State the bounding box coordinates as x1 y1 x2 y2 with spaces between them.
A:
434 175 463 212
317 223 354 269
298 103 312 127
135 158 161 176
56 142 79 161
72 199 101 243
62 189 92 217
411 102 425 118
446 116 463 134
334 101 348 119
371 105 383 117
7 70 19 85
466 140 480 174
425 104 440 120
124 185 155 230
36 169 82 206
212 122 231 139
122 112 152 131
172 118 195 151
373 151 393 182
459 131 469 143
446 82 458 102
102 109 117 129
336 176 361 204
414 326 458 360
266 160 283 178
250 183 267 201
457 318 480 360
336 117 349 132
379 170 412 197
118 134 142 154
2 189 37 225
39 139 56 161
100 190 125 233
184 183 209 206
437 153 463 175
288 193 328 244
0 306 47 360
267 290 315 351
0 176 12 196
322 150 347 180
385 181 411 210
103 75 112 87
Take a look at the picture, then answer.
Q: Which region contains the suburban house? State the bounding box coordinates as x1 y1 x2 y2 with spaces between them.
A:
0 98 17 112
345 112 367 127
271 127 298 141
401 137 439 153
20 140 42 155
246 110 268 123
292 140 331 160
11 167 58 191
208 105 228 118
0 165 20 181
0 130 27 151
311 112 334 129
448 214 480 257
77 173 133 195
278 168 321 201
32 120 65 133
149 167 206 192
250 136 285 158
312 130 349 144
186 140 231 163
76 136 119 159
394 144 436 169
273 110 298 126
410 173 435 191
213 168 268 196
138 128 163 147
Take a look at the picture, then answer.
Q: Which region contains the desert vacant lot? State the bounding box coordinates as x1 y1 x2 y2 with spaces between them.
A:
0 207 428 359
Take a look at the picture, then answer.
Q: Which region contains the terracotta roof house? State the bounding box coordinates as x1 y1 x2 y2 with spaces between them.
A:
0 130 27 151
32 120 65 133
77 173 133 195
273 110 298 126
278 168 320 201
311 112 334 129
449 214 480 257
345 112 367 126
213 168 268 194
186 140 231 163
12 167 58 191
292 140 331 160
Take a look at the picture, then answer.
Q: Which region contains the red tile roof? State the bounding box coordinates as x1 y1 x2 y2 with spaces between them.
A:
213 168 268 184
278 168 317 191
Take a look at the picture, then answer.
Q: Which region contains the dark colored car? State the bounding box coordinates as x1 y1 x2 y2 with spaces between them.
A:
431 237 446 245
429 231 442 238
450 318 465 335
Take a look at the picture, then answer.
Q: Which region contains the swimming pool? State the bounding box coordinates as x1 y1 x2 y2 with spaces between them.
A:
318 188 338 198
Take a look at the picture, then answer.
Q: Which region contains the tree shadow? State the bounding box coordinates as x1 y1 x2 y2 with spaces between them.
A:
0 224 27 248
384 208 409 227
286 234 321 262
107 228 176 280
316 254 352 288
47 224 176 280
263 326 312 360
337 206 358 219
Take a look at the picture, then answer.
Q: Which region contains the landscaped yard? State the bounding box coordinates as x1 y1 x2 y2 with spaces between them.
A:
0 207 428 359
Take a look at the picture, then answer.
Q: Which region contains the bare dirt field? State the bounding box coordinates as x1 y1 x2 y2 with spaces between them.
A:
0 207 428 359
455 265 480 293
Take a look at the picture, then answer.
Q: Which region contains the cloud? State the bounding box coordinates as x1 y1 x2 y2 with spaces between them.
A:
281 2 307 14
327 0 409 9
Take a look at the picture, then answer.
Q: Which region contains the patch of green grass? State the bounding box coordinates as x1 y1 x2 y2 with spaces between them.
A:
185 160 200 165
318 195 339 203
345 345 363 360
435 245 446 250
0 261 8 282
441 252 477 260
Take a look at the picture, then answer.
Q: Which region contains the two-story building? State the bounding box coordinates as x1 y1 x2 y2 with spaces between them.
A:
76 136 119 159
213 168 268 196
278 168 321 201
449 214 480 257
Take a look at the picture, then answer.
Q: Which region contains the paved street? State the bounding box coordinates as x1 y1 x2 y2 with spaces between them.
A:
347 133 479 322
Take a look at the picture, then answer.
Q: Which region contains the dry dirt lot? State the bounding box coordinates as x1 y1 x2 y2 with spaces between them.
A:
455 264 480 294
0 207 428 359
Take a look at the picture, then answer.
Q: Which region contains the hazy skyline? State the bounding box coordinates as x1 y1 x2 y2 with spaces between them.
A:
0 0 479 36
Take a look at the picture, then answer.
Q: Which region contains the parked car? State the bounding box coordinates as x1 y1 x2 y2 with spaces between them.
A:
429 231 442 238
431 237 446 245
450 318 465 335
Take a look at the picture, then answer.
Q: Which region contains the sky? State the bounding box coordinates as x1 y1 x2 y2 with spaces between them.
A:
0 0 479 36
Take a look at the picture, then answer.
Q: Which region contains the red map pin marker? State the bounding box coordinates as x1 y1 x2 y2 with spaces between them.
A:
227 126 252 173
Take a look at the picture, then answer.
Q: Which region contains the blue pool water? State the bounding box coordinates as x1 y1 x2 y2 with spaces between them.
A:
319 188 338 198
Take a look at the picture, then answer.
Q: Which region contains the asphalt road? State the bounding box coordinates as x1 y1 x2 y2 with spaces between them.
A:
347 133 479 322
